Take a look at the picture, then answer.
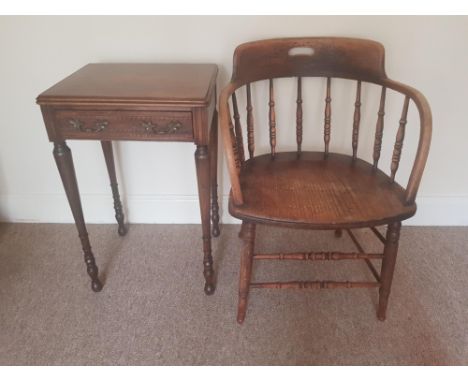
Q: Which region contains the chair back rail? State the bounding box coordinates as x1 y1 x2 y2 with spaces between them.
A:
219 38 432 207
232 37 387 84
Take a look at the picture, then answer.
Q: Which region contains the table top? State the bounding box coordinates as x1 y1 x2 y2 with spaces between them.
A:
37 63 218 107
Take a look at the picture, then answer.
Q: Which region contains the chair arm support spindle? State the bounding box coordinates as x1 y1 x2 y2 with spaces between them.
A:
219 83 244 205
382 79 432 204
232 91 245 164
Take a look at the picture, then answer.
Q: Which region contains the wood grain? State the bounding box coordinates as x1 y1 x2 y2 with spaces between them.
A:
229 152 415 229
231 37 387 84
37 63 217 106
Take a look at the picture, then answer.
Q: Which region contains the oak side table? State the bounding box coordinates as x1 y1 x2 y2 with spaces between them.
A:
36 63 220 295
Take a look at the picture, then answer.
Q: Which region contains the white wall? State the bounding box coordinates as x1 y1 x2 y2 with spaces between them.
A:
0 16 467 225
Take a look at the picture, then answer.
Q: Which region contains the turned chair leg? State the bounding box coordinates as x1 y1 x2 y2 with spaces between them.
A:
377 221 402 321
238 223 247 239
237 221 256 324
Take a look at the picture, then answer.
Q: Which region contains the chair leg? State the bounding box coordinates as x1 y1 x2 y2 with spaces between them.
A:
237 221 256 324
377 221 402 321
238 223 246 239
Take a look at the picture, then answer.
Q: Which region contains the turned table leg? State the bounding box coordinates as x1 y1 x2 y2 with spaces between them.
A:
210 109 220 237
101 141 127 236
195 145 215 295
53 142 103 292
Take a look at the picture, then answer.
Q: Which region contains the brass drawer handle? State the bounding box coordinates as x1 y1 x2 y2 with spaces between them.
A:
141 120 183 135
69 119 108 133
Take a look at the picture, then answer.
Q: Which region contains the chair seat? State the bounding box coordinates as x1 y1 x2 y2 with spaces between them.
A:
229 152 416 229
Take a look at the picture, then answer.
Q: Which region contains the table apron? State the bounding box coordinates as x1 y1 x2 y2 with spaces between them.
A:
52 109 194 142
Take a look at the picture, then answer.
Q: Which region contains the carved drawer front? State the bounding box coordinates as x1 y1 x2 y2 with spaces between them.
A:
55 110 193 141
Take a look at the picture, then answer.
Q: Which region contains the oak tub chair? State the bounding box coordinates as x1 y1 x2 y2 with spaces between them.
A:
219 37 432 323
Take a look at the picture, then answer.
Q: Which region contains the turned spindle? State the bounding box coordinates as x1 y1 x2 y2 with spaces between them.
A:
296 76 303 153
352 80 362 160
373 86 387 168
227 106 241 172
269 79 276 157
253 251 383 261
250 281 380 289
232 92 245 164
324 77 332 157
246 83 255 159
390 96 410 181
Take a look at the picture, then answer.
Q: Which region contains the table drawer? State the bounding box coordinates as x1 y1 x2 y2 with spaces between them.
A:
54 110 193 141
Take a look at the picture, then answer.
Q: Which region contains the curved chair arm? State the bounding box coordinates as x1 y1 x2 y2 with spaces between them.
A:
220 77 431 207
382 78 432 205
219 81 244 206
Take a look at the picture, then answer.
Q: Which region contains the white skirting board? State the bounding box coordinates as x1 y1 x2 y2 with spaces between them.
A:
1 194 468 226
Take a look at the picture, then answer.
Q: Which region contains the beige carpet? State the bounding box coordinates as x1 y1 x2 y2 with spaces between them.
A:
0 223 466 365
